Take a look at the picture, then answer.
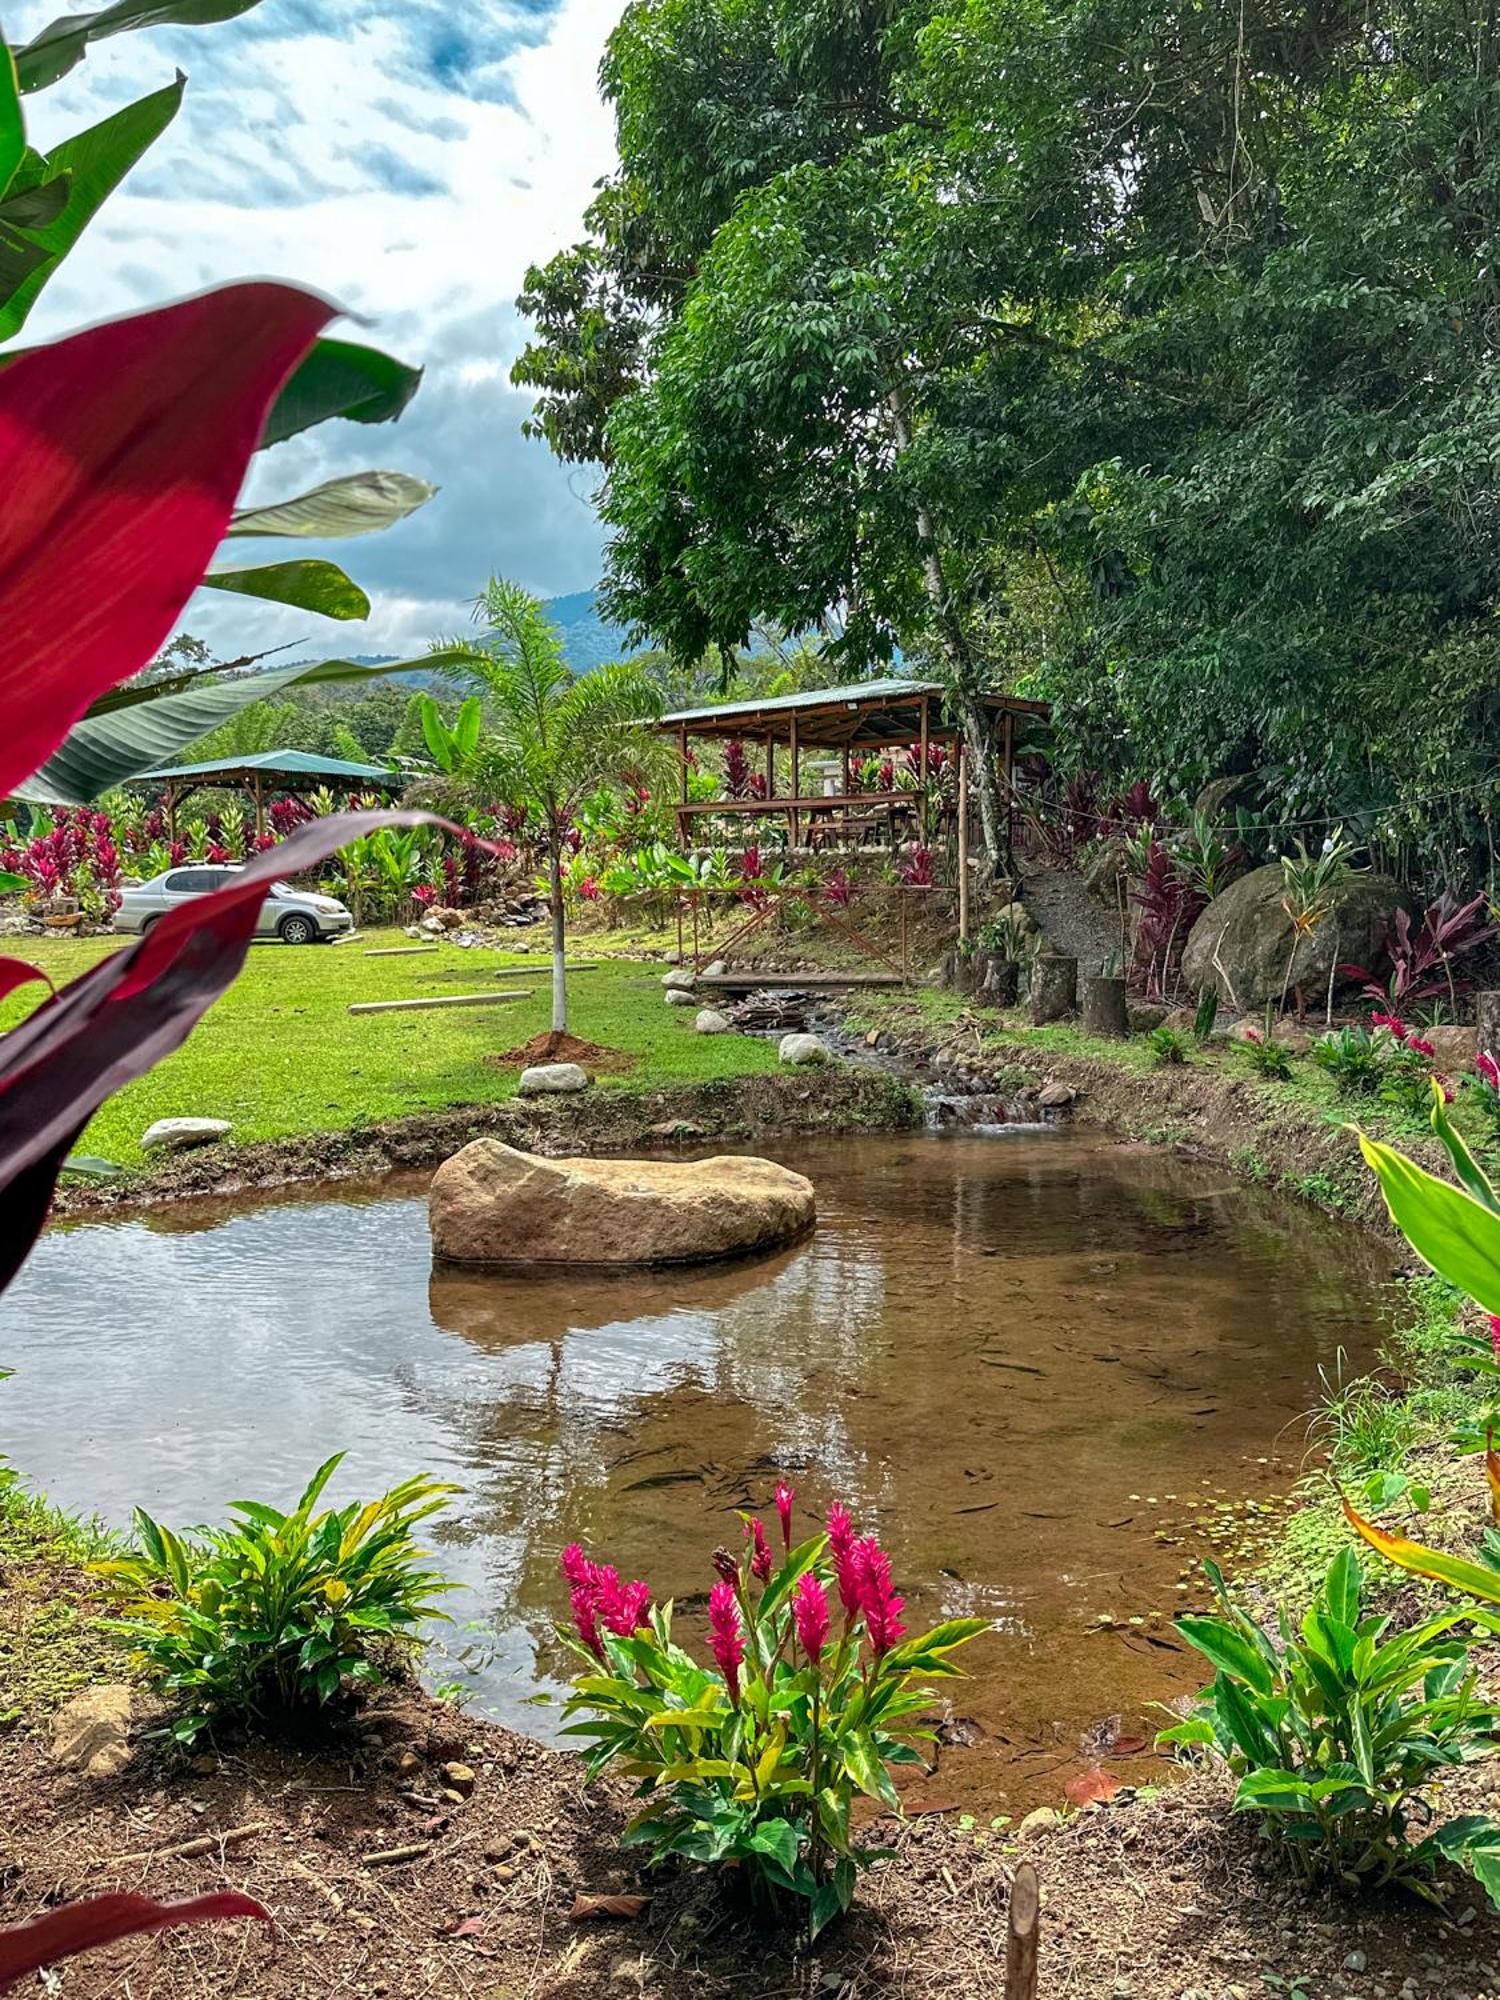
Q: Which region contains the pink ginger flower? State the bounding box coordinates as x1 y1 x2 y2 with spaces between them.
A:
1371 1011 1409 1042
1489 1316 1500 1360
599 1574 652 1638
1407 1036 1436 1059
791 1572 829 1665
570 1583 605 1662
561 1542 598 1590
746 1517 773 1584
774 1481 795 1551
708 1580 745 1705
1478 1051 1500 1094
560 1544 650 1651
853 1536 906 1659
827 1503 862 1617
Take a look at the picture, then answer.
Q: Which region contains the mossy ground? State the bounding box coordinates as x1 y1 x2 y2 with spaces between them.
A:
0 1477 122 1730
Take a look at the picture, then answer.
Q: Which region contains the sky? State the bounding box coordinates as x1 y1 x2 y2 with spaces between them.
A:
17 0 621 660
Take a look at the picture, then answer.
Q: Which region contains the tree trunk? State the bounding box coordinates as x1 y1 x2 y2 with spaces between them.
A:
883 384 1004 870
548 845 567 1038
1081 972 1128 1038
1029 953 1077 1025
1478 990 1500 1057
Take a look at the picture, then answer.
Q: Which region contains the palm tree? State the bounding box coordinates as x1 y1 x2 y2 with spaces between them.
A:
448 578 663 1045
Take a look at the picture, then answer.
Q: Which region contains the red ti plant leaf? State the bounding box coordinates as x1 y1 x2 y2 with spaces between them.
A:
0 1890 269 1990
0 283 336 798
0 958 50 1004
0 810 447 1291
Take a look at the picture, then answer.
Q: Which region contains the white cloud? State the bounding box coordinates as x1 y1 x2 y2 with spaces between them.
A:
13 0 622 654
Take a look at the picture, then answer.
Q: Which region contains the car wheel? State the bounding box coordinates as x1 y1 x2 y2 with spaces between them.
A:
139 914 161 934
278 913 317 945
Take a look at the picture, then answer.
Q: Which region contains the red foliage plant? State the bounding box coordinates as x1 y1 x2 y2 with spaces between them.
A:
1341 891 1498 1008
1131 842 1206 999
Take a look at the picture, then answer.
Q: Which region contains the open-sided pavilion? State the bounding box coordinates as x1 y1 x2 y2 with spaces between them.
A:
127 750 394 841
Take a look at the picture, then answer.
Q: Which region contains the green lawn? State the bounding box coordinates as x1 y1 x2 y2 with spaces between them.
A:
1 929 780 1169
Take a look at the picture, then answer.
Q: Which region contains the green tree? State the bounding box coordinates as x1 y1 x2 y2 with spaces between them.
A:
448 581 664 1039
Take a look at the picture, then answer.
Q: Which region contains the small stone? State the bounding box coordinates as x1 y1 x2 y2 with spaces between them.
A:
701 959 727 978
1016 1806 1061 1836
662 967 695 990
50 1685 133 1778
483 1837 514 1862
441 1761 477 1798
664 987 696 1006
189 1752 217 1776
494 1863 516 1883
394 1749 423 1779
1345 1952 1368 1974
517 1062 589 1096
694 1009 731 1035
778 1032 829 1066
140 1116 231 1153
1037 1081 1075 1108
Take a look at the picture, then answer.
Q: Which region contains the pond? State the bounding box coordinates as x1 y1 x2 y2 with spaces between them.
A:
0 1131 1394 1810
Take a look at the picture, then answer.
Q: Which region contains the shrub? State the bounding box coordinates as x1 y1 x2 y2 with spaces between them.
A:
558 1494 989 1936
1311 1025 1388 1095
1160 1551 1500 1902
1342 891 1498 1010
1147 1024 1190 1065
96 1455 457 1743
1236 1025 1293 1079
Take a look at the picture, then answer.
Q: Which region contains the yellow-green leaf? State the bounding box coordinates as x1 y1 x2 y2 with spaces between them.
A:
1357 1129 1500 1314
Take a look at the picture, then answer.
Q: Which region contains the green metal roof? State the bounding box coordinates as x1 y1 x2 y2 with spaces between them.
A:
656 678 1049 746
129 750 394 784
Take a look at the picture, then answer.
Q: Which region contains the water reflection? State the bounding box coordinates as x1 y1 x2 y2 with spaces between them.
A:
1 1134 1394 1808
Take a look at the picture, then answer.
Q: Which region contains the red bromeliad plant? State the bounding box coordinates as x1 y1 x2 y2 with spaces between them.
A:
557 1493 988 1937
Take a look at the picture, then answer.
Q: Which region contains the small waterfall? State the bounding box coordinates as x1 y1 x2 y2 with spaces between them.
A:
921 1086 1052 1134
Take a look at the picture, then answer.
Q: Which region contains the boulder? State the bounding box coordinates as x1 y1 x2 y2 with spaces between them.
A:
429 1140 815 1266
1127 1002 1169 1035
140 1116 230 1153
778 1032 829 1066
695 1009 731 1034
1038 1080 1076 1108
1423 1024 1477 1071
662 967 695 990
664 987 697 1007
517 1062 589 1096
702 959 727 978
51 1685 133 1778
1181 865 1410 1010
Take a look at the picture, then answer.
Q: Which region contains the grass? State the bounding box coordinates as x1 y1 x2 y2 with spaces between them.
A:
0 928 782 1170
0 1471 122 1727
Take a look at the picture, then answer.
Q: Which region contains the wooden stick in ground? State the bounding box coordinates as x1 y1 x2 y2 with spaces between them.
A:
1004 1861 1040 2000
363 945 440 957
347 991 526 1015
104 1822 271 1866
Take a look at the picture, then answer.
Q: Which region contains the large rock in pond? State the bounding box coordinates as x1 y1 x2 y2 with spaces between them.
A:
429 1140 815 1267
1181 864 1409 1010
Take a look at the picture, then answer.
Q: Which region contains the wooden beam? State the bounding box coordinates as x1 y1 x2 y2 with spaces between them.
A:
363 945 440 957
918 695 930 845
348 991 526 1015
1002 708 1016 864
491 963 597 977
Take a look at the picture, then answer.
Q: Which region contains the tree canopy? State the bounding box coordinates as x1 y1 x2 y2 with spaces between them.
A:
515 0 1500 884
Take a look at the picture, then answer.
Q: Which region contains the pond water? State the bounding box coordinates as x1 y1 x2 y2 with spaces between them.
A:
0 1132 1395 1810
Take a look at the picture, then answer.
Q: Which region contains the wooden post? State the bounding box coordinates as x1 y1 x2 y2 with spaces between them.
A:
789 714 801 849
918 695 931 844
165 783 178 845
1478 991 1500 1057
957 739 970 943
1002 708 1016 865
1003 1862 1040 2000
251 773 265 841
677 724 689 845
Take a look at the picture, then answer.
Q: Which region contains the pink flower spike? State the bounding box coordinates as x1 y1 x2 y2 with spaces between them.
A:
708 1580 745 1706
792 1572 830 1665
1478 1051 1500 1094
570 1583 606 1662
1408 1036 1436 1059
827 1504 862 1616
604 1578 652 1638
1372 1011 1409 1042
853 1536 906 1659
1488 1315 1500 1360
775 1481 795 1551
746 1517 773 1584
560 1543 597 1590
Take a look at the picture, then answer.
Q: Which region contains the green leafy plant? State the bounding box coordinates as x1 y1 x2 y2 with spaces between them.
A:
1311 1025 1387 1095
1147 1024 1190 1065
1237 1025 1294 1079
95 1455 458 1743
1192 987 1219 1043
1160 1550 1500 1903
558 1494 988 1936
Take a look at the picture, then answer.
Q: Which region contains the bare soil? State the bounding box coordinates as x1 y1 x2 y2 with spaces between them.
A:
491 1031 638 1073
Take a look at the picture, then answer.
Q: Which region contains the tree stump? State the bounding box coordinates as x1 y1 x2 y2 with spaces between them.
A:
981 959 1020 1007
1080 973 1128 1038
1029 954 1077 1026
1478 991 1500 1058
1003 1861 1040 2000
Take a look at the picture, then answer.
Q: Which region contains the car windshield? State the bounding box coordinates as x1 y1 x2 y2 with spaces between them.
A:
269 882 295 899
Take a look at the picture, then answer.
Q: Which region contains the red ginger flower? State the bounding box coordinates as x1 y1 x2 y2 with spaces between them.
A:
1407 1035 1436 1059
570 1583 604 1662
853 1536 906 1658
792 1572 829 1664
708 1580 745 1705
827 1503 862 1616
560 1544 650 1655
746 1517 773 1584
774 1481 795 1551
1478 1051 1500 1094
1371 1011 1409 1042
1489 1316 1500 1360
